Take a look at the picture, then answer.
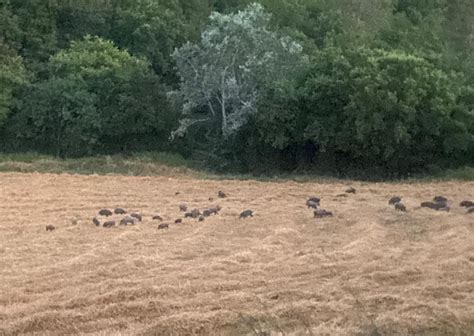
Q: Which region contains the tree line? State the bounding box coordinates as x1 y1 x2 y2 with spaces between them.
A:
1 0 473 177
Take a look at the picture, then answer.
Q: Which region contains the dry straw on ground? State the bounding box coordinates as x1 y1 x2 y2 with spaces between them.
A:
0 172 473 335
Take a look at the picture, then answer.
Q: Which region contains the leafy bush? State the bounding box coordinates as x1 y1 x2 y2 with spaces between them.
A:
10 36 176 157
0 51 29 126
257 46 474 175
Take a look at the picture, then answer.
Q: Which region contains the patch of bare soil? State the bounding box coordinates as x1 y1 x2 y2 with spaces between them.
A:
0 173 473 335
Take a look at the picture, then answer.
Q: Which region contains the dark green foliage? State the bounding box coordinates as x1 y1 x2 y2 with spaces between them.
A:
0 50 29 127
0 0 22 52
9 36 175 157
0 0 472 177
12 76 97 157
0 1 29 126
105 1 189 82
256 46 473 175
338 49 471 171
5 0 59 77
55 5 111 49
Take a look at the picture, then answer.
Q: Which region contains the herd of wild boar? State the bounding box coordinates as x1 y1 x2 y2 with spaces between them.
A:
44 190 253 231
45 187 474 231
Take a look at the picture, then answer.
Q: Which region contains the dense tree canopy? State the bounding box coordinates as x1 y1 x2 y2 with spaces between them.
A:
0 0 472 176
10 36 174 157
0 51 28 127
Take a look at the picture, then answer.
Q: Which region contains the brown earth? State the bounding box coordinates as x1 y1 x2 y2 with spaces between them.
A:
0 172 473 335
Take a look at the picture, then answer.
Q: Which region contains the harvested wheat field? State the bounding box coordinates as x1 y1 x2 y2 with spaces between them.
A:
0 172 473 335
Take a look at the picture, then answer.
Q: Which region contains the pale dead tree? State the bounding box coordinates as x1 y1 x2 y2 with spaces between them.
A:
170 3 306 139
